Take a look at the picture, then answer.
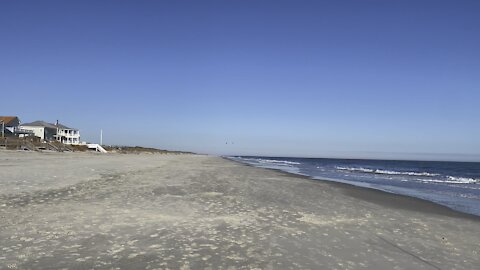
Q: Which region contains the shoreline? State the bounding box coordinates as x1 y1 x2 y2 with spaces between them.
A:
224 156 480 221
2 149 478 220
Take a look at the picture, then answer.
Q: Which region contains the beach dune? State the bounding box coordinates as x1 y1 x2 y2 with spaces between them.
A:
0 151 479 269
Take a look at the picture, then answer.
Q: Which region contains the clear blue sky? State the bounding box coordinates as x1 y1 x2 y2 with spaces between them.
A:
1 0 479 161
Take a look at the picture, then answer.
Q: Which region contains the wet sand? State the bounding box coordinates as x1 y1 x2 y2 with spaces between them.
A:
1 151 479 269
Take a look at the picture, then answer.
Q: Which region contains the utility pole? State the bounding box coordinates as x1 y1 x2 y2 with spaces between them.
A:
1 120 4 138
100 129 103 145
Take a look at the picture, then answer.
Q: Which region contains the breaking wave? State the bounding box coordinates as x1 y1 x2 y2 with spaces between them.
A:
417 177 479 184
256 159 301 165
335 166 479 184
335 166 440 177
445 176 479 184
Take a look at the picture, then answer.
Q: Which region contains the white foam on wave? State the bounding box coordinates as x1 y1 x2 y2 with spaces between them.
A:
336 166 374 173
417 178 477 184
256 159 301 165
231 157 301 166
445 176 479 184
335 166 439 177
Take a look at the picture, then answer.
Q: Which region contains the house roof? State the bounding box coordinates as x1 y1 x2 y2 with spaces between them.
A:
21 120 78 130
21 120 58 129
0 116 19 126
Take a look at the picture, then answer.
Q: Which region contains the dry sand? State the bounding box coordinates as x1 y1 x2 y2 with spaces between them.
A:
0 151 479 269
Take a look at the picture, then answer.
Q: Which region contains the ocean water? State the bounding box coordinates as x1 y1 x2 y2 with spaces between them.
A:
229 156 480 216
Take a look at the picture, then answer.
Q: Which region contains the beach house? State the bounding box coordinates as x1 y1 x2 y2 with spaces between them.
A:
20 120 81 145
0 116 20 136
54 121 81 145
19 121 58 141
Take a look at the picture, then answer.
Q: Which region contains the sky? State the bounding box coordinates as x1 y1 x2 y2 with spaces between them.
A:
1 0 479 161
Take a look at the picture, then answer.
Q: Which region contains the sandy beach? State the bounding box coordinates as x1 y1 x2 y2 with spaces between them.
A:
0 151 479 270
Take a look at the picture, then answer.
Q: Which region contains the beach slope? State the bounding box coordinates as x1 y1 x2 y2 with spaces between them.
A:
0 151 479 269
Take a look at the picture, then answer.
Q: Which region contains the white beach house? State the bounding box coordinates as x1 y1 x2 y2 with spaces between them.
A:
19 121 58 141
20 120 81 145
54 121 81 145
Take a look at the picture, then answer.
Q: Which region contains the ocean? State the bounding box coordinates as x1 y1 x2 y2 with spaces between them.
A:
229 156 480 216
